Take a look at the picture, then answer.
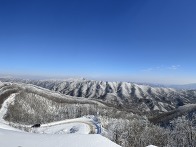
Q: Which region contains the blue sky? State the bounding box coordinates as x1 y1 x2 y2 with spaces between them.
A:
0 0 196 84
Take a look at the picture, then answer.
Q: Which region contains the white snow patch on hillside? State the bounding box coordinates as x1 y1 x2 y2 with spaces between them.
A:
158 102 168 112
137 84 149 95
0 93 16 122
153 105 160 111
0 93 22 132
135 85 143 98
0 81 3 87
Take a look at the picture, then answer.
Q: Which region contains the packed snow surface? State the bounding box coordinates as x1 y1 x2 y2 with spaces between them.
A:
0 116 120 147
0 128 121 147
34 116 101 135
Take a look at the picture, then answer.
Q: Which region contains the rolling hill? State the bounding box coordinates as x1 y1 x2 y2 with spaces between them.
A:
1 78 196 114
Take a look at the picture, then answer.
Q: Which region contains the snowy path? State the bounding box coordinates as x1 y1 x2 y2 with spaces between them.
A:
35 116 101 135
0 93 16 121
0 93 23 132
36 121 93 134
0 93 16 124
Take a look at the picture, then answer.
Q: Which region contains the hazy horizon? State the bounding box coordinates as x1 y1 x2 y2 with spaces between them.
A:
1 72 196 85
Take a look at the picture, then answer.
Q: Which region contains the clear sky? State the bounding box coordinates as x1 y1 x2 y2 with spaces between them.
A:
0 0 196 84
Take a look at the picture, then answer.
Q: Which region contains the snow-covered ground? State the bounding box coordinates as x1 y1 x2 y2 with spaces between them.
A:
0 93 17 132
32 116 101 135
0 92 121 147
0 93 16 122
0 81 157 147
0 117 120 147
0 128 121 147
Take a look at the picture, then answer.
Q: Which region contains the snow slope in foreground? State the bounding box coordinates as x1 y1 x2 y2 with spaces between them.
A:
0 128 121 147
0 115 120 147
0 92 121 147
0 116 121 147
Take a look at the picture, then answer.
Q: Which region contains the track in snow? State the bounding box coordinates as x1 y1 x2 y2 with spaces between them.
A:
33 116 102 135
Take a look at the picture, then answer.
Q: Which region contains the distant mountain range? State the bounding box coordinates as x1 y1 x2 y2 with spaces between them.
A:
134 82 196 90
1 77 196 115
1 77 196 129
168 83 196 90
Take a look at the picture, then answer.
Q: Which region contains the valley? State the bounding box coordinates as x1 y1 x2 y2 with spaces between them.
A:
0 78 196 147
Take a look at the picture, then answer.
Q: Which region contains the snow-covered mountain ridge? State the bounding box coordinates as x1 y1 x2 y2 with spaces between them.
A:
1 78 195 113
0 80 196 147
0 81 135 124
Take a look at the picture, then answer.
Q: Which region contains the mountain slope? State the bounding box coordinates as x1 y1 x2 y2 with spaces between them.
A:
0 81 135 125
1 78 195 113
149 104 196 124
0 80 196 147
